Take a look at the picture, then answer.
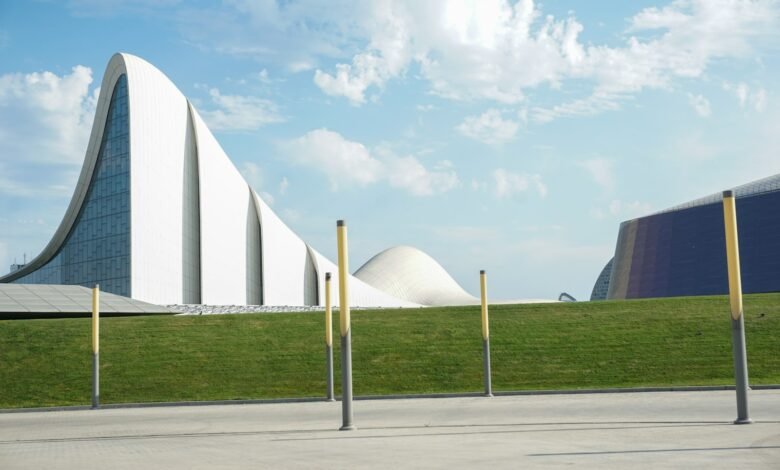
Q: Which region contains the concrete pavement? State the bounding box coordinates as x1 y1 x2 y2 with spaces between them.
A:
1 390 779 469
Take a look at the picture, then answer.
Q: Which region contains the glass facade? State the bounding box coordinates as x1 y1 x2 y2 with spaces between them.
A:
606 189 780 299
589 258 613 300
13 75 130 296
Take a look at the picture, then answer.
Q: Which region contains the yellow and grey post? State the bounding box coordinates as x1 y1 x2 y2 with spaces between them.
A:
722 190 752 424
91 284 100 409
337 220 356 430
480 270 493 397
325 272 335 401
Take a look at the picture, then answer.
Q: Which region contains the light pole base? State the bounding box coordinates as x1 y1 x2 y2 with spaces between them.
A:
339 424 357 431
733 418 753 425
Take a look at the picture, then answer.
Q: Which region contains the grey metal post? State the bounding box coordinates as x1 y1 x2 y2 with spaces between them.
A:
483 338 493 397
340 330 355 430
732 315 751 424
326 343 334 401
92 352 100 409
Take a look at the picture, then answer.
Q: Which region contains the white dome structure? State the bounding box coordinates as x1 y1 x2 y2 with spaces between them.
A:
354 246 478 306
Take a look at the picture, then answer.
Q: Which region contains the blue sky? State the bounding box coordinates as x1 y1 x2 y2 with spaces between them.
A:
0 0 778 301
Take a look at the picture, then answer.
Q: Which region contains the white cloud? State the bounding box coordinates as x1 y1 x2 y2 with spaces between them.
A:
260 191 275 205
578 158 615 191
735 82 750 107
535 178 548 198
531 90 624 123
313 2 411 105
170 1 780 122
0 65 98 166
743 102 780 178
687 93 711 117
590 198 652 220
240 161 276 205
257 69 271 84
306 0 777 121
456 109 519 144
674 131 721 161
508 238 612 264
240 161 264 190
430 225 499 242
178 1 371 73
282 208 302 223
492 169 546 199
280 129 382 189
288 60 315 73
723 81 769 112
279 176 289 195
199 88 284 131
312 0 583 105
752 88 768 112
279 129 458 195
380 150 460 196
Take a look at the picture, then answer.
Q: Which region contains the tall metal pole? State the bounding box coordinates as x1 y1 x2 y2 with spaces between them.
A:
480 270 493 397
336 220 356 430
722 190 752 424
325 272 335 401
91 284 100 409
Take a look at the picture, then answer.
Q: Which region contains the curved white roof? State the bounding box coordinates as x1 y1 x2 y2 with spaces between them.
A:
354 246 478 306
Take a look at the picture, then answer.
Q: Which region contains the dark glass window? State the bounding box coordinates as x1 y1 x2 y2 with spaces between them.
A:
590 258 613 300
13 75 130 296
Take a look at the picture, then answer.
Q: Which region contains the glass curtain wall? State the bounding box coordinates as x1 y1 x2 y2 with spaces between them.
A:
14 75 131 296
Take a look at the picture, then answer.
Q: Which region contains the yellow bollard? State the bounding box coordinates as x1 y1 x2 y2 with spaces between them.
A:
91 284 100 409
723 192 743 321
480 270 492 397
336 220 355 430
480 271 489 341
325 272 334 401
722 190 751 424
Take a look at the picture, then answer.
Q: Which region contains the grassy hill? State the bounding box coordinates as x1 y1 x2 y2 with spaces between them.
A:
1 293 778 408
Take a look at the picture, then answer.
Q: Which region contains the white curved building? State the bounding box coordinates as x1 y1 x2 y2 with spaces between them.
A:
0 53 426 308
354 246 478 306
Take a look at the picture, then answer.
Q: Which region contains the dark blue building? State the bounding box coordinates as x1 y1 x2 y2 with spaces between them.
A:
592 175 780 300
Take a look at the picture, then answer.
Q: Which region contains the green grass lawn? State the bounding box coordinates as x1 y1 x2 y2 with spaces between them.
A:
1 294 778 408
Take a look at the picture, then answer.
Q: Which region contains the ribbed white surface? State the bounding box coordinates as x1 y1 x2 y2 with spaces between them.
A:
354 246 478 306
124 54 189 305
252 191 311 306
190 106 252 305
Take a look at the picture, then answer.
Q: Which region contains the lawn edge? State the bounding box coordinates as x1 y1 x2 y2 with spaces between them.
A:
3 384 778 413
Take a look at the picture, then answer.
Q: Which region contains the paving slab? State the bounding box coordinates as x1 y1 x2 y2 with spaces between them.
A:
0 390 778 469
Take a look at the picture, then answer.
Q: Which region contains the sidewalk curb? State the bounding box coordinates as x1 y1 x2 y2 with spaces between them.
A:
2 384 779 414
